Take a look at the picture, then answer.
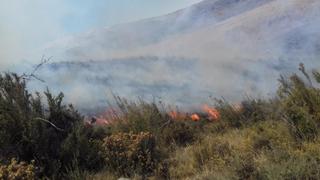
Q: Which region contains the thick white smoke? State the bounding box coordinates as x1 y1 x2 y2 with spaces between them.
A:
10 0 320 112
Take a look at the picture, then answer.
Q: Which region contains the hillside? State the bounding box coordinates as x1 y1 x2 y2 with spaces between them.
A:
36 0 320 112
139 0 320 58
46 0 320 61
46 0 274 60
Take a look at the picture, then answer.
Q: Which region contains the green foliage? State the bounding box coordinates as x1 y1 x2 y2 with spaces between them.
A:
278 67 320 141
60 124 105 173
312 70 320 83
2 64 320 179
0 73 104 178
111 97 167 134
101 132 157 177
160 120 198 147
216 98 281 128
0 74 35 155
168 120 320 180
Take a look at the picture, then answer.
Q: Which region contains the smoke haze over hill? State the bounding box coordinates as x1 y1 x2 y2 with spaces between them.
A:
7 0 320 112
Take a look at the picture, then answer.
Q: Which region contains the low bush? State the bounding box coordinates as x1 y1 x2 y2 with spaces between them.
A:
110 97 167 134
168 120 296 179
0 158 36 180
102 132 157 177
278 65 320 141
0 73 105 178
160 120 199 147
216 98 281 128
60 124 106 173
254 138 320 179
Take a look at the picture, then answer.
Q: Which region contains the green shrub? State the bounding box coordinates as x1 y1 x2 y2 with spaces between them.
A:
109 97 203 152
102 132 157 177
169 134 234 179
254 139 320 179
60 124 105 173
168 120 297 180
0 73 104 178
111 97 167 134
160 121 197 147
278 65 320 141
215 98 280 128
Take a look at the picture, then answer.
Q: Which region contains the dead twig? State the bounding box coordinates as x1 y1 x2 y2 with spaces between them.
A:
159 119 172 130
34 117 65 132
20 55 52 82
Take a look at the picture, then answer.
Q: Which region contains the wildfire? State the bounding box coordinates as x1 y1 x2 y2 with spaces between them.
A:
85 107 119 126
169 105 220 122
169 110 186 121
190 113 200 121
86 104 222 126
102 107 119 121
202 104 220 121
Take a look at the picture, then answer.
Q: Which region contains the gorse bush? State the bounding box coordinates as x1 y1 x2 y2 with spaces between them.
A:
169 120 319 180
0 158 36 180
215 98 281 129
109 97 204 153
0 73 104 178
160 120 199 147
278 64 320 141
102 132 157 177
111 97 167 134
60 124 105 173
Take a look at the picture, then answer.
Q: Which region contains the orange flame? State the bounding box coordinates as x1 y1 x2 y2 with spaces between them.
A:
102 107 119 121
190 114 200 121
85 107 119 126
169 111 178 120
203 105 220 121
96 116 111 125
169 111 186 121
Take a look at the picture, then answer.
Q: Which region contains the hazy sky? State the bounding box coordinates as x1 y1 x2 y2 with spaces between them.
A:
0 0 201 69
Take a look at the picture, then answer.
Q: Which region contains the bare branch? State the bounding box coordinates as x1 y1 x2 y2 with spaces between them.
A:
159 119 172 130
34 117 65 132
20 55 52 82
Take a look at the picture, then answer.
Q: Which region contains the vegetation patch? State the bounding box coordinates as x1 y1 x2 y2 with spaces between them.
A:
0 64 320 179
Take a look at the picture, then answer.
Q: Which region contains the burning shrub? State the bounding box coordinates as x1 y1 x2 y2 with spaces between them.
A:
190 113 200 121
0 159 36 180
203 105 220 121
169 110 187 121
102 132 157 177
